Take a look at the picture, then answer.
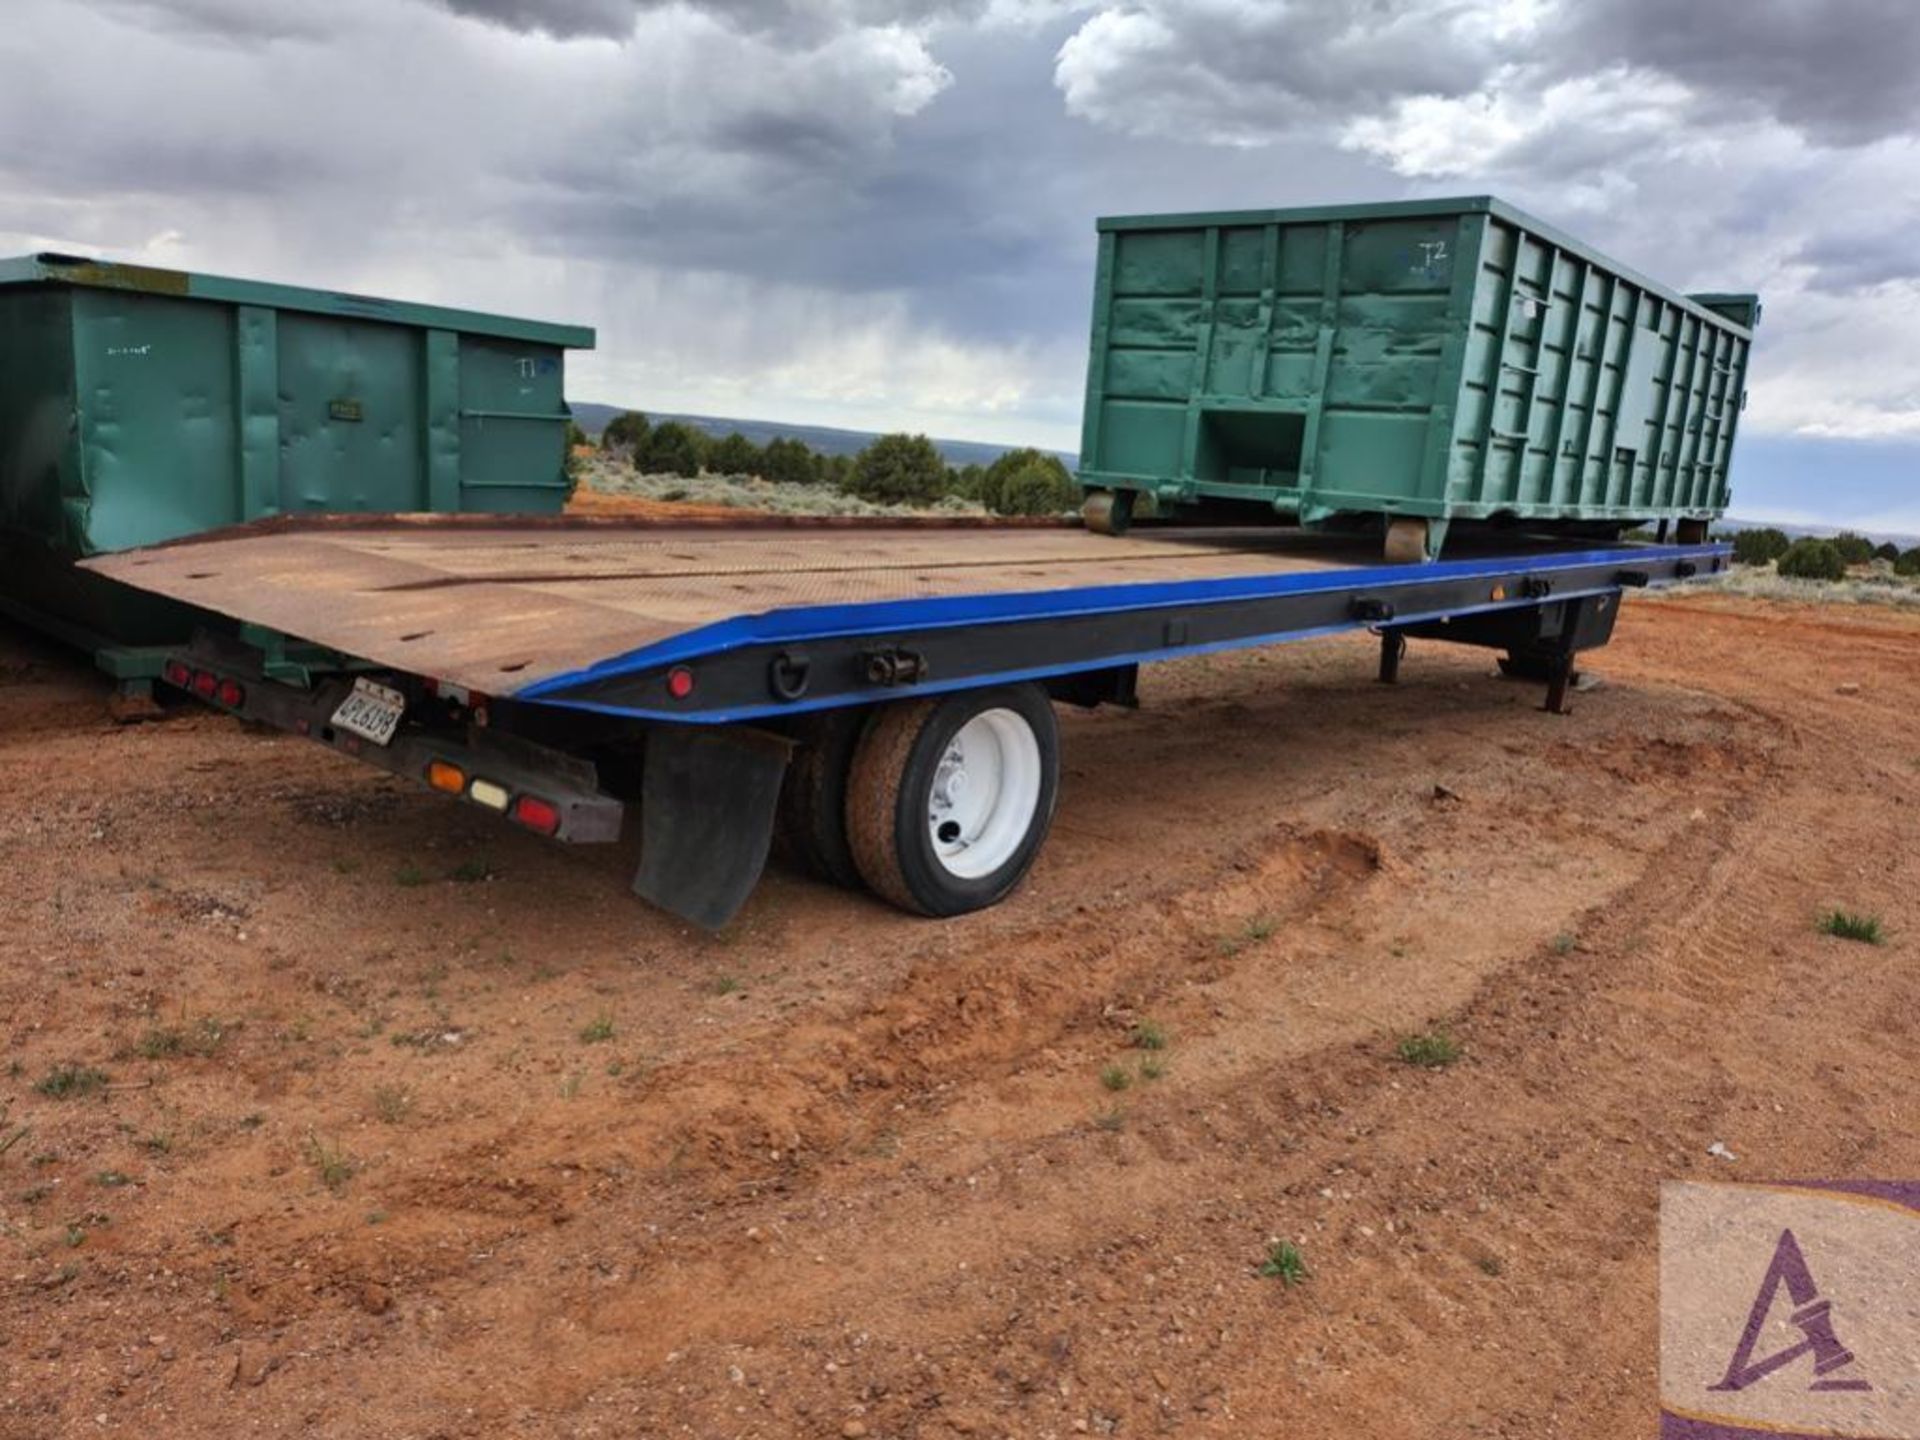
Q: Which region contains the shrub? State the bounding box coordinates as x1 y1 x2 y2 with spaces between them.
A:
761 436 822 487
846 433 948 505
1874 541 1901 563
979 448 1075 516
705 431 762 477
1776 537 1846 582
995 459 1080 517
600 411 649 451
637 421 705 479
947 463 986 502
818 453 854 491
1729 527 1790 566
1829 531 1875 566
564 421 589 499
1897 547 1920 577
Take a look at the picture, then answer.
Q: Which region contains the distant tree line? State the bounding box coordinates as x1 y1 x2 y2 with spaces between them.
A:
1729 524 1920 579
591 411 1079 516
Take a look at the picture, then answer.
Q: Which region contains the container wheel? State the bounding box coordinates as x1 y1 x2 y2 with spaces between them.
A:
846 684 1060 916
774 708 870 890
1383 517 1430 564
1082 490 1134 537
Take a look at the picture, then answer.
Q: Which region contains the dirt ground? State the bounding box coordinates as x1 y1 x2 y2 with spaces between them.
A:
2 587 1916 1439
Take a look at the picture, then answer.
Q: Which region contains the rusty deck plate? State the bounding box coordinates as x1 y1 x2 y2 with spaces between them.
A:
86 516 1366 695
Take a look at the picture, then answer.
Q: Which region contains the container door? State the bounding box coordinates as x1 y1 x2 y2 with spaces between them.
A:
456 336 570 514
276 315 423 513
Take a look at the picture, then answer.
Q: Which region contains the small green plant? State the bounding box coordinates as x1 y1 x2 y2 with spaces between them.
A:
1396 1031 1462 1068
1477 1255 1505 1277
710 975 742 996
64 1224 87 1249
371 1085 412 1123
1259 1240 1309 1285
37 1065 109 1099
394 864 428 888
1099 1064 1132 1093
1094 1107 1127 1132
1817 909 1884 945
449 858 494 884
94 1170 133 1188
1140 1056 1168 1082
304 1133 355 1191
1131 1019 1168 1051
331 857 361 876
1244 914 1276 942
136 1017 226 1060
579 1012 616 1044
143 1133 172 1154
1551 932 1576 955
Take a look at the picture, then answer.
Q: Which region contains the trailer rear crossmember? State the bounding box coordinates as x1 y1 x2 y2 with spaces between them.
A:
90 518 1727 928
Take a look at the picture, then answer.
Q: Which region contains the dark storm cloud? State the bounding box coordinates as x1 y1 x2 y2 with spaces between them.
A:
91 0 334 41
1796 232 1920 294
436 0 642 38
1058 0 1920 152
1567 0 1920 147
435 0 993 41
1056 0 1505 142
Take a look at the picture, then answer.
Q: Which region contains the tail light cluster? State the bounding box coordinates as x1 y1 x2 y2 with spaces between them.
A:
164 658 246 712
422 758 563 838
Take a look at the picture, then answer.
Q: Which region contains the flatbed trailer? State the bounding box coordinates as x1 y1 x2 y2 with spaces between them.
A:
85 515 1728 927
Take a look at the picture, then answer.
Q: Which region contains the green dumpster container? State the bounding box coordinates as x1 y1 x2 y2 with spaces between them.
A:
0 253 594 683
1076 196 1759 559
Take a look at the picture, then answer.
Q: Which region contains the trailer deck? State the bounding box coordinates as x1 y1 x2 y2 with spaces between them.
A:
85 514 1725 723
84 514 1729 926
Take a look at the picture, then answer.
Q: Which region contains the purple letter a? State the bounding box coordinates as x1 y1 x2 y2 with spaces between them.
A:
1708 1228 1871 1394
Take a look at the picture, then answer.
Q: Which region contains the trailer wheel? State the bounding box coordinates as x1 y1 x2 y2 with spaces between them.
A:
774 708 869 890
847 684 1059 916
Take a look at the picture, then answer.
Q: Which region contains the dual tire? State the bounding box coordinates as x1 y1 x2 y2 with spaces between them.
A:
776 684 1059 916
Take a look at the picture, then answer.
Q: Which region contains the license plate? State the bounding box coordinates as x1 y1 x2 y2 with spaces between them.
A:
330 678 406 746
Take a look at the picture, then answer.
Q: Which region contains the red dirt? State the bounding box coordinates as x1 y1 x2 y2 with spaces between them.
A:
2 591 1916 1438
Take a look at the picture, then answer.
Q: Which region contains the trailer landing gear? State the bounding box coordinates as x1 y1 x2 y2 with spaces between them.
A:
1082 490 1134 537
1383 517 1449 564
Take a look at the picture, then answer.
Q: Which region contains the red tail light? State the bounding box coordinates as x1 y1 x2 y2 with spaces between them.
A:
511 795 561 836
215 678 245 708
190 670 218 700
163 659 192 689
666 666 696 700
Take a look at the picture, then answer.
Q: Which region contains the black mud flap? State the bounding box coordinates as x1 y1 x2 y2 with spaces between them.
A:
635 725 793 930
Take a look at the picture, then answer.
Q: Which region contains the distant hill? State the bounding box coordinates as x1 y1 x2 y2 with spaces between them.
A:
571 402 1076 471
1721 516 1920 548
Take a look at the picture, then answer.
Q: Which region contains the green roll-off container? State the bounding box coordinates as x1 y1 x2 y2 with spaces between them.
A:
0 253 594 684
1076 196 1759 559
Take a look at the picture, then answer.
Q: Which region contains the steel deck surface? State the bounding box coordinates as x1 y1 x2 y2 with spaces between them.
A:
84 515 1709 710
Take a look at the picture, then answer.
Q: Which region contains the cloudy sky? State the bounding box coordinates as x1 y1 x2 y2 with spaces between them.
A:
4 0 1917 530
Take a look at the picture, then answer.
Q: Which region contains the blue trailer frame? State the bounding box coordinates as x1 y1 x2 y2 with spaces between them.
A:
91 521 1728 927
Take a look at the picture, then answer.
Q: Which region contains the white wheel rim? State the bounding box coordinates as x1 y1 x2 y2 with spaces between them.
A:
926 708 1042 880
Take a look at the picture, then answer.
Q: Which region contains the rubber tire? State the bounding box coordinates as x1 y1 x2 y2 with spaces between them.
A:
774 708 869 890
846 684 1060 917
